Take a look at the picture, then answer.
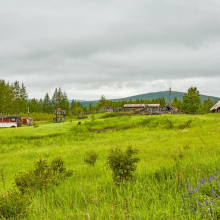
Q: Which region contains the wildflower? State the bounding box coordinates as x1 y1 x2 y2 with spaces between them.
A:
212 188 215 196
210 199 213 205
187 182 189 188
216 170 218 174
217 196 219 201
201 179 205 184
205 198 208 206
194 208 197 212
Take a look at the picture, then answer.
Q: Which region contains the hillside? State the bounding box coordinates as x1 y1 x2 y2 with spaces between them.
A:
76 91 220 107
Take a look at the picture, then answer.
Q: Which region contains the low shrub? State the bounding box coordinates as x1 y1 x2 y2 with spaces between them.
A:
178 120 192 129
106 146 140 184
0 190 30 219
84 150 98 166
164 119 174 129
14 157 73 194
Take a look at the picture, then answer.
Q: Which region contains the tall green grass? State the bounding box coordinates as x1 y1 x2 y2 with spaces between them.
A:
0 114 220 219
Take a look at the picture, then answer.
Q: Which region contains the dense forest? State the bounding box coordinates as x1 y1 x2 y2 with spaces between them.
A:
0 79 215 115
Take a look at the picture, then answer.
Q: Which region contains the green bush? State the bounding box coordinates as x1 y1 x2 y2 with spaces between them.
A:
106 146 140 184
0 189 30 219
178 120 192 129
14 157 73 193
164 119 174 129
84 151 98 166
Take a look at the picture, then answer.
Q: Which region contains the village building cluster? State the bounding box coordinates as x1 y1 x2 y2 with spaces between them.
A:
99 103 179 114
1 99 220 128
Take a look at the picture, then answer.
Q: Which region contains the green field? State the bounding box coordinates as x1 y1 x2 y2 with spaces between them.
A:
1 113 220 219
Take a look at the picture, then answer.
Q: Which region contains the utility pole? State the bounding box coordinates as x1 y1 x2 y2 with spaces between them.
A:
169 87 171 105
28 107 29 117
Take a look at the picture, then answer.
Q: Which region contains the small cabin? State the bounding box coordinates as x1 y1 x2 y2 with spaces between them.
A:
21 117 33 126
210 100 220 113
0 116 21 128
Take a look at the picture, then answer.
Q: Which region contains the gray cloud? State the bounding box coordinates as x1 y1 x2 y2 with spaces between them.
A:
0 0 220 100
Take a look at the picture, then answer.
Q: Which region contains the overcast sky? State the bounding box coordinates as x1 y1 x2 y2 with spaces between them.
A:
1 0 220 100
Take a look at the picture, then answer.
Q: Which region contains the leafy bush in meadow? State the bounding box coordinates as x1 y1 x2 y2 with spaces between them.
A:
178 120 192 129
84 150 98 166
15 157 73 193
0 190 30 219
106 146 140 184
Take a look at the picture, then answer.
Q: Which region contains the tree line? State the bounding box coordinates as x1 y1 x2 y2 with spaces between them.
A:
0 79 216 115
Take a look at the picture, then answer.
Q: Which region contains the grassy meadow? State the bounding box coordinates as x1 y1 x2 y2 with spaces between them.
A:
1 113 220 219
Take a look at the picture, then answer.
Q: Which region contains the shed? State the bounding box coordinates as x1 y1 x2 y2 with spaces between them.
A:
21 117 33 126
210 100 220 113
124 104 146 111
146 104 160 112
98 106 114 113
0 116 21 128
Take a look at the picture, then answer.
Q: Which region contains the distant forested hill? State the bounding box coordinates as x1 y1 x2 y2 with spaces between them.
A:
74 91 220 108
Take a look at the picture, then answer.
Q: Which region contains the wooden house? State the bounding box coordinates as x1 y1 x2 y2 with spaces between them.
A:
0 116 21 128
145 104 160 113
210 100 220 113
124 104 146 111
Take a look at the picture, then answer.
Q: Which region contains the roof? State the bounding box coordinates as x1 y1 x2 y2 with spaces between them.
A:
0 115 21 118
210 100 220 111
146 104 160 107
124 104 146 107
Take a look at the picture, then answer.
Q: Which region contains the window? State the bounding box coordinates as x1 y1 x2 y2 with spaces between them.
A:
10 118 16 121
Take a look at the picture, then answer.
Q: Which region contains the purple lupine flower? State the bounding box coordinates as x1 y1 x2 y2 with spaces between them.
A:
210 199 213 204
187 182 189 188
219 175 220 179
208 177 211 182
216 170 218 174
197 200 199 206
212 174 214 179
205 198 208 206
190 189 192 194
194 208 197 212
212 188 215 196
193 188 196 194
217 196 219 201
201 179 205 184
